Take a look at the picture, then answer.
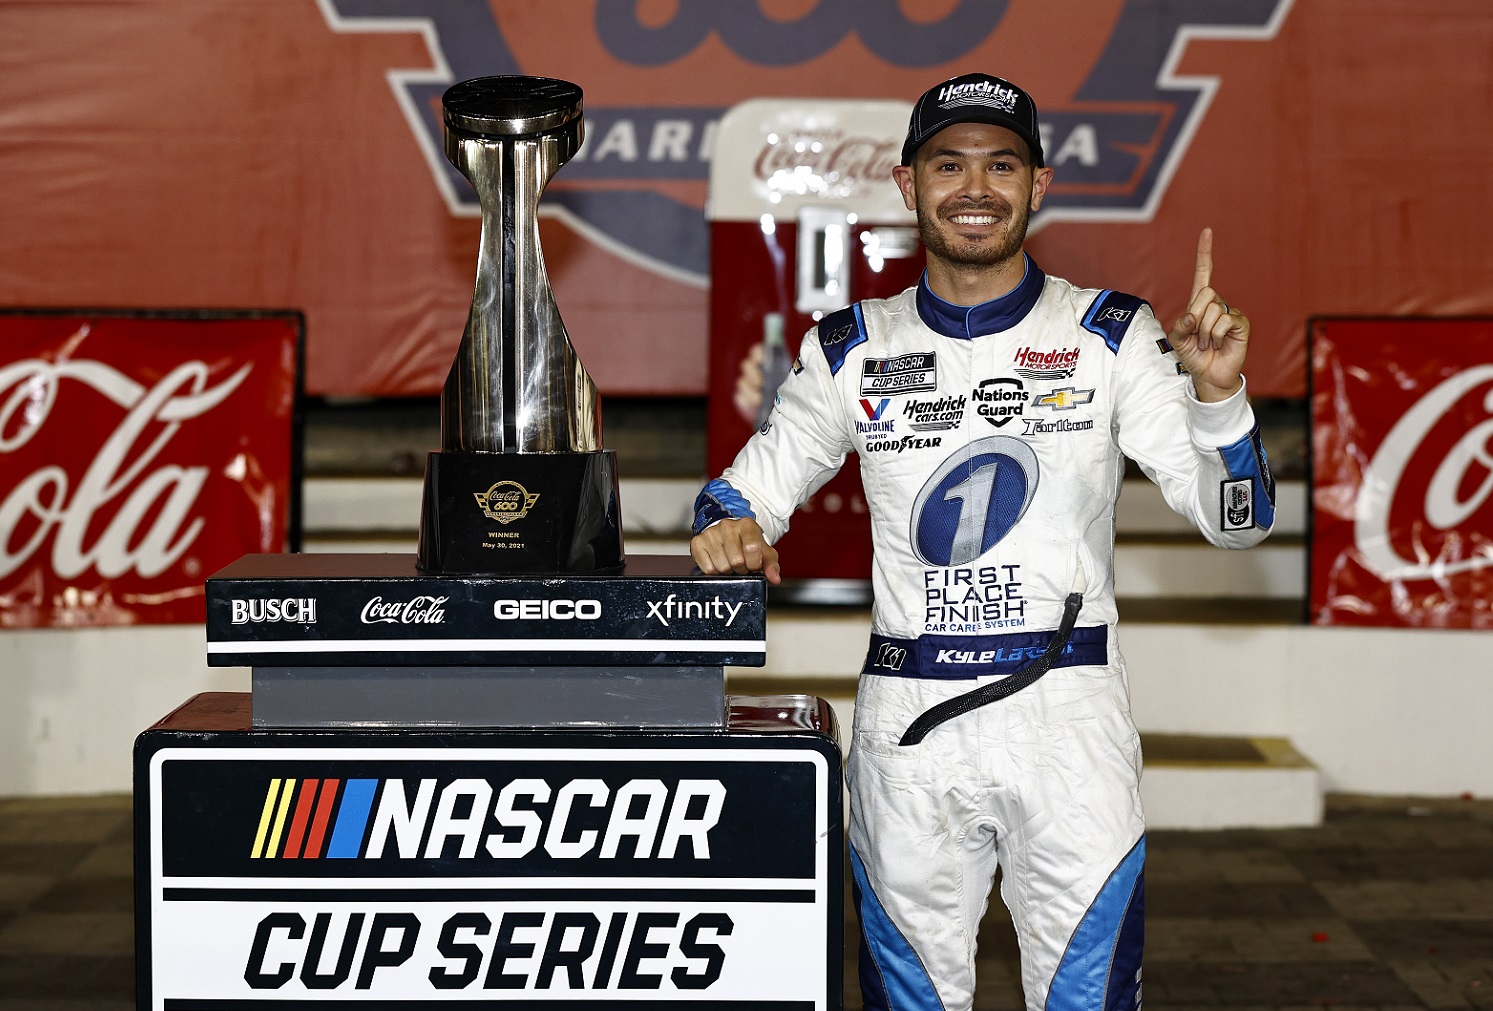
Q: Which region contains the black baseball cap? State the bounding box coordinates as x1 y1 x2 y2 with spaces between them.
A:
901 73 1044 168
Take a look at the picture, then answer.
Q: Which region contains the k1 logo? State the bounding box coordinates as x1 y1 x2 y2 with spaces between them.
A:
318 0 1295 283
911 437 1039 567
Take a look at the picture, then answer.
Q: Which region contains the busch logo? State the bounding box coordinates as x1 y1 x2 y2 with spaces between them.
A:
1355 365 1493 580
231 598 317 625
361 595 448 625
0 352 250 582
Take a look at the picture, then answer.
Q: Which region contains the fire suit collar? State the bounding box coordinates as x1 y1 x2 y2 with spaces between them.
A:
915 255 1046 340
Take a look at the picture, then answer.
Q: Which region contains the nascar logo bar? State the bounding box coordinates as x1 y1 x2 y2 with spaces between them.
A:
134 76 843 1011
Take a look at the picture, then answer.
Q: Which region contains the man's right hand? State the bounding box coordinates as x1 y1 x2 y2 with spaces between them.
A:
690 517 782 585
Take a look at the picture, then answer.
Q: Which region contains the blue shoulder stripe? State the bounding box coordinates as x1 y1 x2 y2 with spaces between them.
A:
1218 425 1277 531
816 303 868 377
1081 290 1151 354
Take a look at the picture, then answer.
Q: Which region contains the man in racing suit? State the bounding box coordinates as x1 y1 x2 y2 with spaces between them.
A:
691 72 1275 1011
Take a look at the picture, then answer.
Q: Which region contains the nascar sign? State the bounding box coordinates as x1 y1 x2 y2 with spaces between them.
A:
136 720 841 1008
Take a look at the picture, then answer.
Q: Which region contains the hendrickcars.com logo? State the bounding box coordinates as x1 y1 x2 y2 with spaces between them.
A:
317 0 1296 283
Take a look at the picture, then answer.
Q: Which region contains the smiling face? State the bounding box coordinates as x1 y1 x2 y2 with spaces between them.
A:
893 122 1054 275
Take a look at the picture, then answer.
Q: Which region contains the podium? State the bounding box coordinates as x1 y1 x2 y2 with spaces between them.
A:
134 554 844 1009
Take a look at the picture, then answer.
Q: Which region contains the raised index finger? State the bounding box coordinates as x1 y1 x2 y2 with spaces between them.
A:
1191 226 1214 302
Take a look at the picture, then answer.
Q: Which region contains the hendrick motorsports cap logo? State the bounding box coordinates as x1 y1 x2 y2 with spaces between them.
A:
474 481 539 524
318 1 1296 282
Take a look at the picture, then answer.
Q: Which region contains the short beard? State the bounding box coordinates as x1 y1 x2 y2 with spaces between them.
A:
916 198 1029 269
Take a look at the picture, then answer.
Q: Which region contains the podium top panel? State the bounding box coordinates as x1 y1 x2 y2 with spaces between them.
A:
146 692 838 741
205 553 768 669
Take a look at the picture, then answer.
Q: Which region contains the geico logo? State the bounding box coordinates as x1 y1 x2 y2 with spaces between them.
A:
356 778 728 861
243 908 734 992
231 598 317 624
492 599 601 620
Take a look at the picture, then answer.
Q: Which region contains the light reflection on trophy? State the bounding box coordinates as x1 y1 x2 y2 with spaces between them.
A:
417 77 624 574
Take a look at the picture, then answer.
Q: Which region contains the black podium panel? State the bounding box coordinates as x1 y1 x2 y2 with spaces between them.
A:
135 693 842 1011
206 554 767 668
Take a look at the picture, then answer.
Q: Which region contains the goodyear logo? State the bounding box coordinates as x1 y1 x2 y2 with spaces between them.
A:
318 0 1296 282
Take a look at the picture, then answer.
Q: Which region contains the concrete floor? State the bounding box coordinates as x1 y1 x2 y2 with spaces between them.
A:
2 792 1490 1009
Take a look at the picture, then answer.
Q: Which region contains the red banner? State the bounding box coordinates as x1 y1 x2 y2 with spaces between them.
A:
0 312 302 627
1 1 1490 399
1310 318 1493 628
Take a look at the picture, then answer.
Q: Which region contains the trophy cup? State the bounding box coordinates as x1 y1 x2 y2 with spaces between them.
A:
417 77 624 574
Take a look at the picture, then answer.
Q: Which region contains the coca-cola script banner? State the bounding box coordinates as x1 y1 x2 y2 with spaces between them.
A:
1310 318 1493 629
0 311 302 628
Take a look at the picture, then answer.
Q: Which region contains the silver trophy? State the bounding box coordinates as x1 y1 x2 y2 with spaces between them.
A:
417 77 623 574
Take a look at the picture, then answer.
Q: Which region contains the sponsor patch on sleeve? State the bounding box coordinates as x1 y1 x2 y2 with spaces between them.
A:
859 352 937 395
1221 478 1255 531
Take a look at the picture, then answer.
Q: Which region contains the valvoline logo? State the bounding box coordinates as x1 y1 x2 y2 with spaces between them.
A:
318 0 1294 284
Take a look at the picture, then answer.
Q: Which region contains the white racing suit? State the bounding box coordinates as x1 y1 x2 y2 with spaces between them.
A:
695 258 1275 1011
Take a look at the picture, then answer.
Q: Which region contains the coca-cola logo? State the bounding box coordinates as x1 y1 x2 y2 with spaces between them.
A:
752 131 900 198
360 594 448 625
0 350 251 581
1355 365 1493 580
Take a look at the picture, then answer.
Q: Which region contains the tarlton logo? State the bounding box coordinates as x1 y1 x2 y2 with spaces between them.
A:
903 394 965 432
938 79 1018 114
1033 387 1095 411
973 378 1028 428
474 481 540 524
646 594 745 627
232 598 317 625
360 595 447 625
493 599 601 621
1022 418 1094 435
1013 347 1081 381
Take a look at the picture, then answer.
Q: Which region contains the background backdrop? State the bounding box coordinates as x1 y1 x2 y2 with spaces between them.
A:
2 0 1489 399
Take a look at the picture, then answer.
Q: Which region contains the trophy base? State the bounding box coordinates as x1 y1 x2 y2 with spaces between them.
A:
416 450 624 574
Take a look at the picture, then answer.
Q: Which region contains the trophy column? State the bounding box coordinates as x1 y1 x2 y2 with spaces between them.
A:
418 77 623 575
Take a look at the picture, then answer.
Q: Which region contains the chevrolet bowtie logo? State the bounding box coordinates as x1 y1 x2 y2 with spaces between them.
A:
1034 387 1095 411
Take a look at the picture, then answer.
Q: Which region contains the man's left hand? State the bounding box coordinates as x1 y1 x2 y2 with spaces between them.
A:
1167 227 1248 403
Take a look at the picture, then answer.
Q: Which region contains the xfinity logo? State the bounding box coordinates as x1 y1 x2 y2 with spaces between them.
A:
493 599 601 621
361 595 447 625
646 594 745 627
231 598 316 625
